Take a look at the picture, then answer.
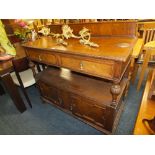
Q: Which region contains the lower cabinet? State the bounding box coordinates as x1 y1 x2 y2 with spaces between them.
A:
36 68 126 134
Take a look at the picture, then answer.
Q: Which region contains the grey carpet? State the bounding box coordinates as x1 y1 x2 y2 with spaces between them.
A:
0 73 146 135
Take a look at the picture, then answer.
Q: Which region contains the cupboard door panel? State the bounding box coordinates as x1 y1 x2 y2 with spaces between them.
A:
58 90 71 110
71 95 106 127
38 82 59 105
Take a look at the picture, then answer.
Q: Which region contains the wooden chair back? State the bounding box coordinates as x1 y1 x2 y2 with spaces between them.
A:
137 47 155 91
139 22 155 44
12 57 29 72
12 57 36 108
142 29 155 44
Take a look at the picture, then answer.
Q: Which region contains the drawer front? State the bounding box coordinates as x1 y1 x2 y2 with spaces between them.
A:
71 95 106 127
27 50 57 65
60 56 114 79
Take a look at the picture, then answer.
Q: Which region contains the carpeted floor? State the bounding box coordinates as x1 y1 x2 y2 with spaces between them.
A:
0 73 146 135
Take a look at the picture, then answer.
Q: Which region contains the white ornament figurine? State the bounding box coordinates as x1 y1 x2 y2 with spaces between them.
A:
79 27 99 48
38 27 50 36
62 25 79 39
31 30 37 41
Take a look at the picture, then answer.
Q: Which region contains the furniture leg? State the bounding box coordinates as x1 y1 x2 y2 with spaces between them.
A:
142 117 155 134
110 81 121 107
0 83 5 95
1 73 26 113
148 69 155 99
137 51 151 91
131 63 139 84
41 64 46 70
36 63 41 72
125 61 133 97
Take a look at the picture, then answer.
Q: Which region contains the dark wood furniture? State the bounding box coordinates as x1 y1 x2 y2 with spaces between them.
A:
0 60 26 113
23 21 138 134
11 57 36 108
0 43 27 113
36 67 127 134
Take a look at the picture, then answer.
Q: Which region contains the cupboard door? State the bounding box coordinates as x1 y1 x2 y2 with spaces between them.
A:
38 82 59 105
71 95 106 127
57 90 71 110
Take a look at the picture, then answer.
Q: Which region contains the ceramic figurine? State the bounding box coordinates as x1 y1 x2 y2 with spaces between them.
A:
62 25 79 39
31 30 37 41
79 27 99 47
38 27 50 36
56 38 68 46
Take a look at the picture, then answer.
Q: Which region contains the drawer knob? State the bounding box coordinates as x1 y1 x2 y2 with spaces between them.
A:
80 62 84 70
39 55 42 61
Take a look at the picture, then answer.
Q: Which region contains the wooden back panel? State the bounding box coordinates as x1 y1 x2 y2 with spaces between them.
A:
143 29 155 44
49 21 137 37
138 22 155 44
12 57 29 72
139 22 155 29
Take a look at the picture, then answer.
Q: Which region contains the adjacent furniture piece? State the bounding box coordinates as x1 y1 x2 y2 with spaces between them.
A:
134 69 155 135
142 26 155 44
0 59 26 113
132 22 155 84
130 38 144 83
138 21 155 42
23 21 138 134
148 69 155 99
11 57 36 108
0 43 27 113
137 41 155 91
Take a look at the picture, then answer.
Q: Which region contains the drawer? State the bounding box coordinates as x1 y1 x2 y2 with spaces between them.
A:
60 56 114 79
71 95 106 127
27 50 57 65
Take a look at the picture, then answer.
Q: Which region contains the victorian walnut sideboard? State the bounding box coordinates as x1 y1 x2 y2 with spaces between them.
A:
22 21 137 134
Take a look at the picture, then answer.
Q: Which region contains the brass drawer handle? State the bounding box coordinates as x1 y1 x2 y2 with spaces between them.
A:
80 62 84 70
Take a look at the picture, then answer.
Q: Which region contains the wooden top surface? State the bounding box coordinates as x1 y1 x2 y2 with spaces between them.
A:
133 70 155 135
23 36 137 62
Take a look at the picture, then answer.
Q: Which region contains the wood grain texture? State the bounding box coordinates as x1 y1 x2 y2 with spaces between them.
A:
49 21 137 37
23 36 137 62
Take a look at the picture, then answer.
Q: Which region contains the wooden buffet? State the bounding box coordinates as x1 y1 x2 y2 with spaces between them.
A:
22 21 137 134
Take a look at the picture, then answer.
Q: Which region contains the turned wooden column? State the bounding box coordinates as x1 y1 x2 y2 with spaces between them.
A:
110 81 121 106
